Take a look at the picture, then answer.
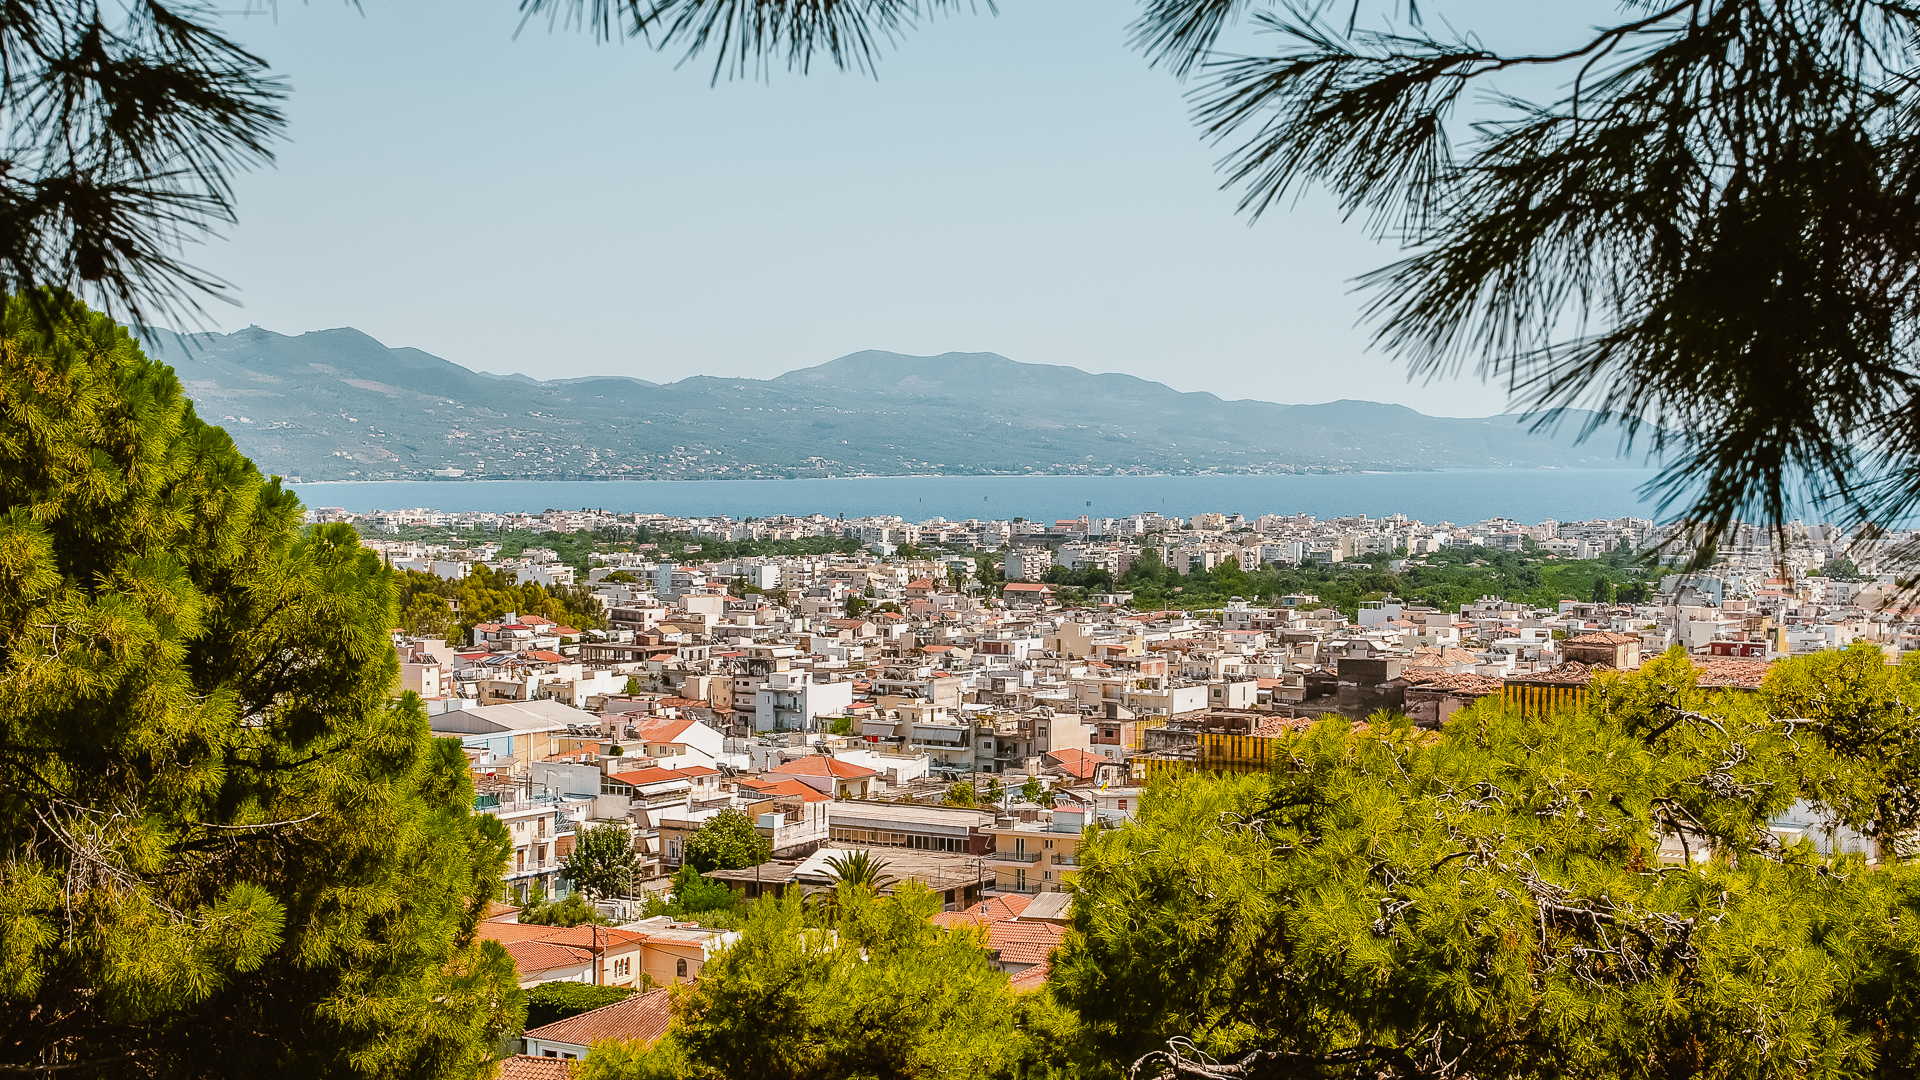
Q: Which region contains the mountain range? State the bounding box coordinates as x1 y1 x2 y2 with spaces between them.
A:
137 326 1641 483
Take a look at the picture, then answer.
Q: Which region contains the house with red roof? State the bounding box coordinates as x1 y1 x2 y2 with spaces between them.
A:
766 754 881 799
624 713 725 767
523 988 673 1062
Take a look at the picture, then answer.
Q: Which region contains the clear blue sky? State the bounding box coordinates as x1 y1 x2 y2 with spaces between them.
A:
191 1 1589 417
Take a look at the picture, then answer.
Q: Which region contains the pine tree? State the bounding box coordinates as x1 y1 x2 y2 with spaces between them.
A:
0 293 519 1077
1059 648 1920 1079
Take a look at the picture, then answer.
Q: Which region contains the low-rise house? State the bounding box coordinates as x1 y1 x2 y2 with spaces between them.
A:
522 987 673 1062
766 754 881 799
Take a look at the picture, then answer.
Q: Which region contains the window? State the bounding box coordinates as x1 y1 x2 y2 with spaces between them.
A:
543 1051 558 1059
614 957 631 979
537 818 547 837
676 958 688 979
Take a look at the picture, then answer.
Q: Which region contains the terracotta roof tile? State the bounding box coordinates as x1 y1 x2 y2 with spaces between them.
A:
739 777 833 803
931 894 1033 928
1505 660 1610 686
767 756 878 780
1007 962 1051 992
526 988 673 1048
497 1054 573 1080
1692 657 1774 689
501 939 592 976
987 920 1065 966
1403 671 1504 695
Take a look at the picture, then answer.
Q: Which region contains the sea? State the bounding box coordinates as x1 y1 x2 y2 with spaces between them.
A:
289 469 1676 525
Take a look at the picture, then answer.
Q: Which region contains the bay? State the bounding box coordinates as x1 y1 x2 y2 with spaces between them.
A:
290 469 1672 525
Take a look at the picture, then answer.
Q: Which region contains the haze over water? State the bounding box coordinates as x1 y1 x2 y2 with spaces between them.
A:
291 469 1669 524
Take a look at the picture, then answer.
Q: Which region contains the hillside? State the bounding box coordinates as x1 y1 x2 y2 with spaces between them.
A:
138 329 1639 482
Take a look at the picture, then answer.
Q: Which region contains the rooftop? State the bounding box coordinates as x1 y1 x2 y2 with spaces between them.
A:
525 988 673 1048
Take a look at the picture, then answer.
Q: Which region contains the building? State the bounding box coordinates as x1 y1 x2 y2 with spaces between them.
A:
707 844 991 911
522 988 673 1062
432 699 599 776
983 807 1111 895
765 754 882 799
826 802 994 854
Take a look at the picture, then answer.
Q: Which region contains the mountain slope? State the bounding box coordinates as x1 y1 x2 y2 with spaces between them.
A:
138 328 1639 482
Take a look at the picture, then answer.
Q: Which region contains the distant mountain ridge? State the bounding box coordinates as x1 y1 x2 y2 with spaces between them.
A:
137 328 1640 482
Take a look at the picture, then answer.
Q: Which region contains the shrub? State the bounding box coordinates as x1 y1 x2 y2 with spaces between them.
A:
525 982 636 1029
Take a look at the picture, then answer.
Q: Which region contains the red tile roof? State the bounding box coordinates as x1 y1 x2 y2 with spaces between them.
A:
1506 661 1610 686
931 894 1032 928
1565 631 1641 645
986 920 1065 966
526 988 673 1047
1007 962 1051 992
497 1054 574 1080
739 777 833 803
631 716 698 742
1043 748 1102 780
525 650 568 663
768 756 879 780
1402 671 1504 695
501 939 592 977
610 765 714 787
1693 657 1774 689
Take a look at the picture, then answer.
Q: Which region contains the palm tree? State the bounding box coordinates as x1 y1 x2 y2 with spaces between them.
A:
824 849 896 891
808 850 897 927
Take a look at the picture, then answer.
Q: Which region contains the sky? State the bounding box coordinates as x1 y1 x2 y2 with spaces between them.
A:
187 0 1593 417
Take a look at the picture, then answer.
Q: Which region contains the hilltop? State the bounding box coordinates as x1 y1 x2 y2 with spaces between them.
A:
139 328 1639 482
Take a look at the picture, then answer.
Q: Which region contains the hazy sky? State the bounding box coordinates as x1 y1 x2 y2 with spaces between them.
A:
189 1 1590 417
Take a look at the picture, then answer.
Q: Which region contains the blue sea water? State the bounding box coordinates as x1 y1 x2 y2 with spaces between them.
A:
290 469 1673 525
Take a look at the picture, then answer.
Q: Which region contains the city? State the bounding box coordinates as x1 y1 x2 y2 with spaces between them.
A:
307 498 1907 1064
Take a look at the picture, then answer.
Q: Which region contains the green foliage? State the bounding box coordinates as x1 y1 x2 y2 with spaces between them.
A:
683 808 772 873
1118 544 1653 617
393 564 602 642
1762 643 1920 857
0 293 519 1075
565 824 642 901
525 982 636 1030
576 1034 700 1080
624 676 644 696
666 886 1026 1080
824 850 895 891
828 714 854 736
942 780 977 808
1059 647 1920 1079
845 594 868 618
518 888 606 927
985 776 1004 804
640 866 744 929
1021 775 1048 805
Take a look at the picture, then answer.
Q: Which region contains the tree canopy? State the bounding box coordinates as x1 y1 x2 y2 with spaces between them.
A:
1057 646 1920 1079
682 807 772 873
564 823 643 900
625 885 1027 1080
0 292 518 1076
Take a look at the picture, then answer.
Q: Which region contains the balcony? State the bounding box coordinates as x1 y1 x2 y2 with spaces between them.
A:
995 852 1043 864
1052 854 1079 866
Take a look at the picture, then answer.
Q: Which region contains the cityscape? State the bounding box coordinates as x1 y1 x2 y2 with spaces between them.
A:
314 495 1909 1060
9 1 1920 1077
